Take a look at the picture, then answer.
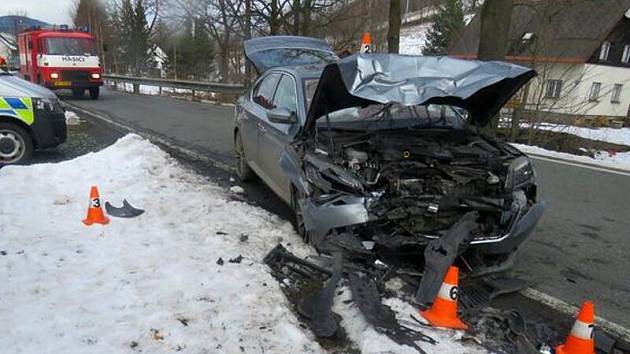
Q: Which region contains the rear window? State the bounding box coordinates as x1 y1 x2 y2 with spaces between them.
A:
249 49 337 72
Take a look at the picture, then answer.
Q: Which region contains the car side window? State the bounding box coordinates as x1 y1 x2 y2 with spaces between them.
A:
273 74 298 114
252 73 280 109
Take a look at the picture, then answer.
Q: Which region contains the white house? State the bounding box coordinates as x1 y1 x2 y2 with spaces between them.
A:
0 32 17 69
450 0 630 123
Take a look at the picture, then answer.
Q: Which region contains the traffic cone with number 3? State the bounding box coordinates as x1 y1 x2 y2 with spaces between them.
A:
82 186 110 225
419 266 468 330
555 301 596 354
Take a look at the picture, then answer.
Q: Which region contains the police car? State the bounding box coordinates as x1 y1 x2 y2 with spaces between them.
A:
0 68 66 166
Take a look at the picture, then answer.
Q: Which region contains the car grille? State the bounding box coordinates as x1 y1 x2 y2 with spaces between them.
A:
61 70 90 82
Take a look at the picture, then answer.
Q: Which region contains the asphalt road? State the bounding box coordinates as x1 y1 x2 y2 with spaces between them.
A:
64 87 630 329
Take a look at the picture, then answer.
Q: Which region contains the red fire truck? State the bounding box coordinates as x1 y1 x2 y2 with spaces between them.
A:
18 27 103 99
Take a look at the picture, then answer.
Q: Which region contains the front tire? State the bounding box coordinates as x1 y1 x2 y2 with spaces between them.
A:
72 88 85 98
234 130 255 181
0 122 34 166
89 87 100 100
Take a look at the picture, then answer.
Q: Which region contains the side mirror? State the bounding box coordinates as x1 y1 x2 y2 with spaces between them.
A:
267 107 297 124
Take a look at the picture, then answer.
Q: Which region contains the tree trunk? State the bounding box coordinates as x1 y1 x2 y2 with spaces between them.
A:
269 0 280 35
244 0 252 85
387 0 402 53
302 0 311 36
478 0 513 61
478 0 513 136
293 0 301 35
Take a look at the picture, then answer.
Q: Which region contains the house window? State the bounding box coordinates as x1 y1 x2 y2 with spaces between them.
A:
599 42 611 61
589 82 602 101
545 79 563 99
611 84 623 103
622 45 630 63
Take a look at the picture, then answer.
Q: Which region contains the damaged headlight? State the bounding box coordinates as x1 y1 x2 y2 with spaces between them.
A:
505 156 536 189
305 163 364 193
34 97 64 113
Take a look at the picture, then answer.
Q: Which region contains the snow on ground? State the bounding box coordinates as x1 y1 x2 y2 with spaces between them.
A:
527 123 630 147
399 23 430 55
0 134 486 354
512 143 630 171
64 110 81 126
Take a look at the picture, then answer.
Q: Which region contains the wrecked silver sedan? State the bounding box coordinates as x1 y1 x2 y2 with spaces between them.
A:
234 36 545 277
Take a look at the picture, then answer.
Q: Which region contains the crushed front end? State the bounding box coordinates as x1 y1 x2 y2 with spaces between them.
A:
296 126 544 272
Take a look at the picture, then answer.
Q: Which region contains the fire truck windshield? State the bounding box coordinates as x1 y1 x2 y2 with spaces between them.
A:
44 38 96 56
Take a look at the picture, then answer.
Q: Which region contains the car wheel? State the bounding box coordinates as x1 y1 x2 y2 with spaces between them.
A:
89 87 100 100
234 130 255 181
0 122 34 166
291 188 311 244
72 88 85 98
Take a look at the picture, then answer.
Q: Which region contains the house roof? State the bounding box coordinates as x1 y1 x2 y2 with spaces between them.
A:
449 0 630 63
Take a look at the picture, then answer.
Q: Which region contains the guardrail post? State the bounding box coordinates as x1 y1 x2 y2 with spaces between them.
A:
192 89 196 100
133 83 140 94
159 85 162 95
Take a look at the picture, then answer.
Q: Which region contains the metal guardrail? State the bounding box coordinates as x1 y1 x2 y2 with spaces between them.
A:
102 74 246 96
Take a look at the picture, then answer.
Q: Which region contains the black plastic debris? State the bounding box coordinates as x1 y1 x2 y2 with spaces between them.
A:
239 234 249 242
348 272 435 353
415 212 478 307
216 231 228 235
105 199 145 218
216 257 224 266
297 251 343 337
229 255 243 264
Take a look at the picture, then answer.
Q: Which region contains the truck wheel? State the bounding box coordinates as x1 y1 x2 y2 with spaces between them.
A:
72 88 85 98
234 130 255 181
0 122 34 166
89 87 100 100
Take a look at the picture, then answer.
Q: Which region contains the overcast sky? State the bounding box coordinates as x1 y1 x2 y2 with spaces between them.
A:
2 0 75 25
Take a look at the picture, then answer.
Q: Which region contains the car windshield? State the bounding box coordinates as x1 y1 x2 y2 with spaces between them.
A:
315 103 466 130
44 38 96 56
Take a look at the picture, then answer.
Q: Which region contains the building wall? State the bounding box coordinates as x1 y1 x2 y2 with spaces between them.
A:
524 63 630 119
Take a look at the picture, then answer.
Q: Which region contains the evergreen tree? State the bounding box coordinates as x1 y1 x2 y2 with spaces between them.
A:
422 0 465 56
117 0 150 74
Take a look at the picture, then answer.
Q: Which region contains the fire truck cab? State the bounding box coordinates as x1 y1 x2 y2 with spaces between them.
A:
18 28 103 99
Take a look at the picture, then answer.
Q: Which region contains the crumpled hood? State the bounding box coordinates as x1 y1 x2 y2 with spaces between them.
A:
304 54 536 131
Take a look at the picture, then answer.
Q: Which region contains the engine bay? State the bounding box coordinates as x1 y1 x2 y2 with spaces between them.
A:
302 128 536 243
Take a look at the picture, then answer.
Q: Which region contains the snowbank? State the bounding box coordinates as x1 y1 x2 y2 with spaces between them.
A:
0 135 486 353
529 123 630 147
512 143 630 171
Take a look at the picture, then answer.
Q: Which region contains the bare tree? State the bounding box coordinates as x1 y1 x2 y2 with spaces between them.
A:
387 0 401 53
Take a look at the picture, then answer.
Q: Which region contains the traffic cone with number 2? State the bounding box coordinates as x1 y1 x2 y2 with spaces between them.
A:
82 186 109 225
419 266 468 330
555 301 596 354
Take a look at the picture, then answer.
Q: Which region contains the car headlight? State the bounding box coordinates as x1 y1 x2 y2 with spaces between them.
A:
50 72 59 79
505 156 536 189
91 73 101 79
34 98 63 113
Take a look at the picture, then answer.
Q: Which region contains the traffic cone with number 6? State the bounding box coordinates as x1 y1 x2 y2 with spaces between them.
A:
419 266 468 330
82 186 110 225
555 301 596 354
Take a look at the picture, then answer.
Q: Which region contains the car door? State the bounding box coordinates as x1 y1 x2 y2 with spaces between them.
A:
257 73 299 204
239 72 281 175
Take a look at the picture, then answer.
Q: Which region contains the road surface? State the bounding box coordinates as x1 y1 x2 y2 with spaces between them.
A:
64 88 630 329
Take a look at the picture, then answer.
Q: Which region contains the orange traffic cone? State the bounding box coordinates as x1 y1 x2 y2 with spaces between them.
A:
360 32 372 54
82 186 110 225
555 301 595 354
419 266 468 330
